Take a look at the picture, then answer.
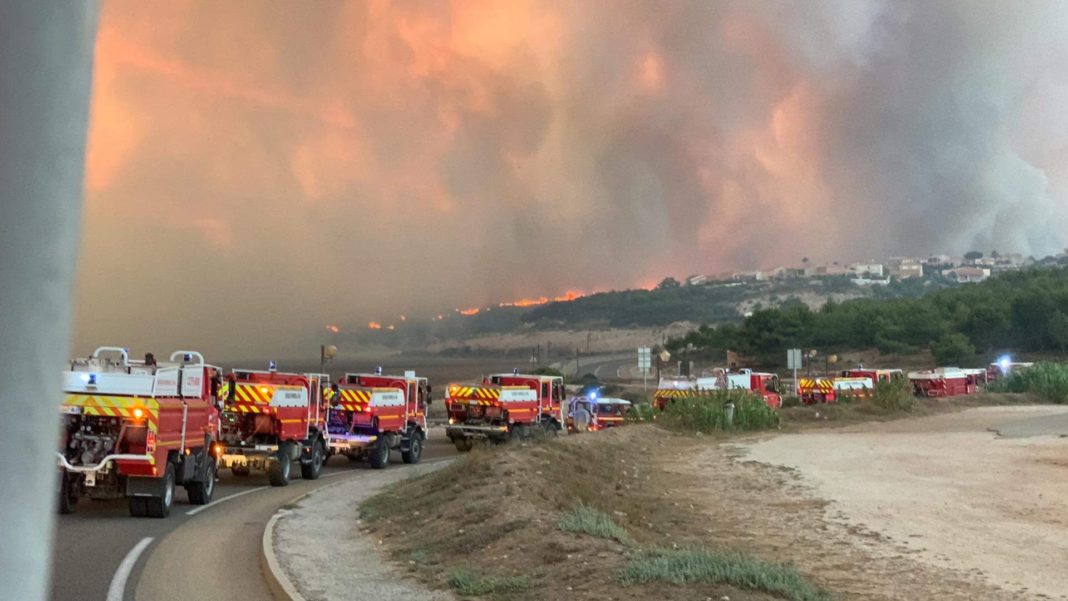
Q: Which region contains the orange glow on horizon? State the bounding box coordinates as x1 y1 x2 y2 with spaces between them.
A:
368 321 382 329
458 308 481 316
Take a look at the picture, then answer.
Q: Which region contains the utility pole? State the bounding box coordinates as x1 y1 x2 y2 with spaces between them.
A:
0 5 98 599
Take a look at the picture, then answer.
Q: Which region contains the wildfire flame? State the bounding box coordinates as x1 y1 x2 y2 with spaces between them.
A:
326 324 339 333
458 307 481 316
498 289 587 308
368 321 382 329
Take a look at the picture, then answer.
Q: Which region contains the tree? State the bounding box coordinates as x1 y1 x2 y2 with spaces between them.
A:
964 250 983 262
930 333 976 365
1050 312 1068 351
657 277 681 289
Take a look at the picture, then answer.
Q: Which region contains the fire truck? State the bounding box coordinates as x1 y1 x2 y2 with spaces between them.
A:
908 367 985 397
797 377 836 404
58 348 222 518
325 370 429 469
654 370 782 409
445 371 565 451
216 367 330 486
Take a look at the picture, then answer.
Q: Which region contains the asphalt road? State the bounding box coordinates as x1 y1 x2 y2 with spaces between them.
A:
993 410 1068 438
50 429 457 601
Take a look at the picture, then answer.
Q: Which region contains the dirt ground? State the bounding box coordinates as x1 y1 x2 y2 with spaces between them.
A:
731 405 1068 600
364 403 1068 601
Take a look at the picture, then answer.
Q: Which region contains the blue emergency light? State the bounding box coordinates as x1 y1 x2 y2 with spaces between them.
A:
269 360 277 372
375 366 383 375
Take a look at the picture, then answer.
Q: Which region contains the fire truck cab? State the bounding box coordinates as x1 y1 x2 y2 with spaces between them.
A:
445 372 565 451
216 367 330 486
58 348 222 518
729 369 783 408
326 370 429 469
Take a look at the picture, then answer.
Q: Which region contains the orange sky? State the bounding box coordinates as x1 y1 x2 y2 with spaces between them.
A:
76 1 1067 357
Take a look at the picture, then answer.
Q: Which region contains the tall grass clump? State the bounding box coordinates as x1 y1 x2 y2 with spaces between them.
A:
620 548 830 601
558 504 632 544
661 390 780 432
990 362 1068 403
870 377 915 412
625 402 656 423
448 568 532 596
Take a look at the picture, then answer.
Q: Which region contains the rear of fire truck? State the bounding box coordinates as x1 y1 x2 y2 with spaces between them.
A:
58 348 221 518
216 368 329 486
325 371 428 469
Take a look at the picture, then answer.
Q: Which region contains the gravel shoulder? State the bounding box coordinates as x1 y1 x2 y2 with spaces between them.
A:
731 405 1068 600
272 460 454 601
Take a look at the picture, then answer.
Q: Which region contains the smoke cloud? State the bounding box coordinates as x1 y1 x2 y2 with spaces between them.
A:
77 0 1068 357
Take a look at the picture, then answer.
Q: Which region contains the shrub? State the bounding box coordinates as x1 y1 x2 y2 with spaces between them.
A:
870 377 914 412
929 332 976 365
990 362 1068 403
624 402 656 422
661 390 780 432
558 504 632 544
619 548 830 601
448 568 532 596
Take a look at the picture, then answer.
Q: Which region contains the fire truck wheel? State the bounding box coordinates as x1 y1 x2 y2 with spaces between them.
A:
231 466 250 477
300 441 323 480
186 456 216 505
401 430 423 464
128 497 148 518
453 438 473 452
146 462 176 518
368 437 390 470
58 473 78 515
346 452 362 463
268 443 293 486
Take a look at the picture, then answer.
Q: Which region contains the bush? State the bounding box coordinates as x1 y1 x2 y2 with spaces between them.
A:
990 362 1068 403
619 548 830 601
930 333 976 365
558 504 632 544
447 568 532 596
661 390 780 432
625 402 656 422
870 377 914 412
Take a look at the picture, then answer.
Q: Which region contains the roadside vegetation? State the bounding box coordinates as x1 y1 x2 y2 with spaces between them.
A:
558 504 632 544
669 266 1068 366
990 361 1068 403
620 548 830 601
659 390 780 433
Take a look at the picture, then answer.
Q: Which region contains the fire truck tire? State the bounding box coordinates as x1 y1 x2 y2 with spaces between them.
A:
401 430 423 464
128 497 148 518
231 465 250 477
368 437 390 470
186 456 216 505
453 438 473 452
268 444 293 486
346 452 362 463
300 441 323 480
58 473 78 515
146 462 176 518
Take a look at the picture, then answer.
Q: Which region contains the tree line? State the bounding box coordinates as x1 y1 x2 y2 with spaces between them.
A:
667 267 1068 366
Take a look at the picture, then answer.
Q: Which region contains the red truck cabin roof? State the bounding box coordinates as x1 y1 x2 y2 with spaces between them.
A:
232 369 309 387
344 373 426 389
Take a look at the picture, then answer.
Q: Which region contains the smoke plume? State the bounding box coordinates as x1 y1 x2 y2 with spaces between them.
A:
77 0 1068 357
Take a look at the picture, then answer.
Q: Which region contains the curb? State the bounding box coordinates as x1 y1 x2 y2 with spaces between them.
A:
261 481 349 601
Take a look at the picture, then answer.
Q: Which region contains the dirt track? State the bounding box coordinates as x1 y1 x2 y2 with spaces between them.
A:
680 406 1068 600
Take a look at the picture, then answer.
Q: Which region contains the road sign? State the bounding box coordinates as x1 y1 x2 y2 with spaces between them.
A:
787 348 802 370
638 347 651 370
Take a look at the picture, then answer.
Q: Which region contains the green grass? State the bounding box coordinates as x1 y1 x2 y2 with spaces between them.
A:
448 568 532 597
661 390 781 432
990 361 1068 403
558 504 632 544
869 378 915 412
620 548 830 601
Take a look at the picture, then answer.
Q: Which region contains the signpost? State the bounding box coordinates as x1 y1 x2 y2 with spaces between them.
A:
638 347 652 392
787 348 802 399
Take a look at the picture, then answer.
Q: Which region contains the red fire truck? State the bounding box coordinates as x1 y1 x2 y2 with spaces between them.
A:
216 367 330 486
654 370 782 409
797 377 836 404
326 370 429 469
908 368 984 397
445 371 565 451
58 348 222 518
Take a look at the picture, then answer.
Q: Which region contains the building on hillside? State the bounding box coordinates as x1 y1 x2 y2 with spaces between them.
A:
887 257 924 279
851 277 891 286
687 274 709 286
942 266 990 283
804 263 850 277
848 263 885 277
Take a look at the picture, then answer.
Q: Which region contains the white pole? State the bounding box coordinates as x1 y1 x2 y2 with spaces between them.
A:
0 4 98 600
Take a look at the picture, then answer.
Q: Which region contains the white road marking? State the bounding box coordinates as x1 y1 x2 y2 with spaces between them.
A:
106 536 153 601
185 486 268 516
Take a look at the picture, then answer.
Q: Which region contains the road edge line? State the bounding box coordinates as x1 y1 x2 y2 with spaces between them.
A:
106 536 154 601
